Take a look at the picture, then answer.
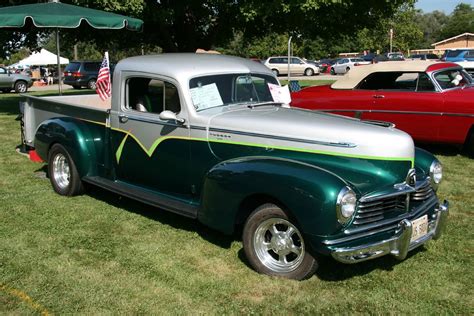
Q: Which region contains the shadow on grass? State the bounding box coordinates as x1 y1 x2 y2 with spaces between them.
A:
416 142 464 157
82 184 235 250
314 246 426 281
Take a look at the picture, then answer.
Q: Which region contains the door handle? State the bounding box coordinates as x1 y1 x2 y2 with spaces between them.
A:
119 114 128 123
373 95 385 99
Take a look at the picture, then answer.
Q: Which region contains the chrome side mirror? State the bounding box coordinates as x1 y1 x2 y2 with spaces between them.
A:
159 110 185 124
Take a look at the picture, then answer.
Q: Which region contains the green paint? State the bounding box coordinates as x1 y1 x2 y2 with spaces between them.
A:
113 129 414 166
116 132 129 164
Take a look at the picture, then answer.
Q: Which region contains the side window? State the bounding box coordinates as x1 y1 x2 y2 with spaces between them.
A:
393 73 418 90
466 50 474 58
291 58 301 64
126 77 181 114
84 62 101 72
416 73 436 92
269 58 277 64
0 68 6 74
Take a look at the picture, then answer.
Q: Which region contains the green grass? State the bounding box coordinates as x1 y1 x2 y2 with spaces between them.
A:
0 90 473 314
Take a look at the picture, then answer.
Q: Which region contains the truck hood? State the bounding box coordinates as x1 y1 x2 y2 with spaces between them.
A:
201 105 414 194
204 105 414 160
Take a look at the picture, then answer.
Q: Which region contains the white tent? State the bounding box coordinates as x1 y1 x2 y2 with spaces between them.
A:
17 49 69 66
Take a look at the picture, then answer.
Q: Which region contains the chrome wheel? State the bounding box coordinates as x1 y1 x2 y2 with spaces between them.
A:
253 218 305 273
15 81 27 93
52 153 70 190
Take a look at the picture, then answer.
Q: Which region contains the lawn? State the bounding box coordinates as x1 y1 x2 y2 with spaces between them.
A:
0 89 472 314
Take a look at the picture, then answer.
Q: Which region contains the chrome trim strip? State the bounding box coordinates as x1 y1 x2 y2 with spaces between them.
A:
360 178 430 203
189 125 358 148
317 109 474 118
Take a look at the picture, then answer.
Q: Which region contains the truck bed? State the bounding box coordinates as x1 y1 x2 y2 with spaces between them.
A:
22 94 110 147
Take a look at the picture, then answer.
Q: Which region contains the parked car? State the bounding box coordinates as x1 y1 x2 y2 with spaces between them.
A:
387 52 405 60
455 60 474 77
409 54 439 60
442 49 474 62
331 57 370 75
291 61 474 155
0 67 32 93
20 54 448 280
264 56 319 76
63 61 115 89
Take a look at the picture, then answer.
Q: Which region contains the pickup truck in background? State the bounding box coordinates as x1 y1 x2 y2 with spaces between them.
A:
20 54 449 280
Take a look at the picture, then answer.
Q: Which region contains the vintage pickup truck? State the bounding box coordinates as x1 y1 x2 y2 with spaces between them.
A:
21 54 449 280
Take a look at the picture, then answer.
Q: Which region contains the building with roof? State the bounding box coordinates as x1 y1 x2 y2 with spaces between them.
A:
409 32 474 56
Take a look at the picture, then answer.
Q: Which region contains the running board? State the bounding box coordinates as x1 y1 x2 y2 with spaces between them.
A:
83 176 198 219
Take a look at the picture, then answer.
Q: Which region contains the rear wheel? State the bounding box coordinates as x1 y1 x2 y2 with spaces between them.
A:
346 67 351 73
72 85 81 90
242 203 318 280
330 67 335 75
87 79 97 90
14 81 27 93
271 69 279 77
48 144 84 196
1 88 10 93
304 68 314 76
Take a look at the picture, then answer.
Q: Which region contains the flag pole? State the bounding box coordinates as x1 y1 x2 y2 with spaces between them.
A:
56 27 62 95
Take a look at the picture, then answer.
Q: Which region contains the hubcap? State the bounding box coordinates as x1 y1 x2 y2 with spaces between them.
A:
52 153 70 190
254 218 305 273
18 83 26 92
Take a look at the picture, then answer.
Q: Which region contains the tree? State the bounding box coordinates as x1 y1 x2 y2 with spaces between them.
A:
415 10 449 47
0 0 416 58
441 3 474 39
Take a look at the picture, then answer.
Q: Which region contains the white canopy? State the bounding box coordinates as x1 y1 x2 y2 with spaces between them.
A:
17 49 69 66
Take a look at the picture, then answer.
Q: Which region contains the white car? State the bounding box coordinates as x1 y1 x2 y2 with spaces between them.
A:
455 61 474 77
264 56 319 76
331 58 370 75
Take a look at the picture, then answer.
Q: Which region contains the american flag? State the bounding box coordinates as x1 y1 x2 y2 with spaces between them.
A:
96 52 111 101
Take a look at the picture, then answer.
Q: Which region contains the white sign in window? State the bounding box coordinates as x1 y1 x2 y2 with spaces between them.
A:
190 83 224 110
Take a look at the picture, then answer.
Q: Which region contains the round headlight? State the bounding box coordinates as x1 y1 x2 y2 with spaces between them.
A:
336 187 357 224
430 160 443 189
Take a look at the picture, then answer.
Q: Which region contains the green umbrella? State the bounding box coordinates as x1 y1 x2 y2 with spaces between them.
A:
0 0 143 93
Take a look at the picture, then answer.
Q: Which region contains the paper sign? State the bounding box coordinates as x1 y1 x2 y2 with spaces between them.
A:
268 83 292 105
190 83 224 110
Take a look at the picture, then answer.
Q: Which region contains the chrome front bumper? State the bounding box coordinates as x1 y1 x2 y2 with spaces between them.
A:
331 200 449 264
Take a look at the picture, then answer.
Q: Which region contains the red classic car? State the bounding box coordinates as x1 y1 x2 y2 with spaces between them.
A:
291 61 474 155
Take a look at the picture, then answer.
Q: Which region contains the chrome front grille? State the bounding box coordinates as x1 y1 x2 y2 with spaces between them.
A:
411 181 434 201
354 179 434 227
355 195 406 225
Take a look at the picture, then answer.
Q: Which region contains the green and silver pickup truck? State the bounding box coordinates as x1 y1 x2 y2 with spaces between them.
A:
21 54 449 280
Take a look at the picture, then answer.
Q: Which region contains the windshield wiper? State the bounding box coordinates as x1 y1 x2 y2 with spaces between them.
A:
247 101 283 109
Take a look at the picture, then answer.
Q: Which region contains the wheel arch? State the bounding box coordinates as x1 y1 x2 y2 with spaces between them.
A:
198 156 348 236
34 117 100 178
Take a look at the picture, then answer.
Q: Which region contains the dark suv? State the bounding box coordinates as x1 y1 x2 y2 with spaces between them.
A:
63 61 105 89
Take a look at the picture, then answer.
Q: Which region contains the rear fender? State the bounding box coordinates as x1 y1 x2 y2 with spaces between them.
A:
34 117 99 177
198 156 349 236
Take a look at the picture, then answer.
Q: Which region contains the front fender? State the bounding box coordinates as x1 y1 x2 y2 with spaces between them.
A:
414 147 437 178
198 156 349 236
35 117 101 178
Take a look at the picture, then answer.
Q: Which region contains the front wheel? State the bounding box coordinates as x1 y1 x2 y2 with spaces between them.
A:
330 67 335 75
464 128 474 157
48 144 84 196
14 81 28 93
243 204 318 280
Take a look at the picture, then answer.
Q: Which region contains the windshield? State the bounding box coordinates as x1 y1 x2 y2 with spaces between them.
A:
189 73 279 111
433 69 472 90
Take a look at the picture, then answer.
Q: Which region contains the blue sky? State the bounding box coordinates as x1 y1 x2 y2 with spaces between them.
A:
415 0 474 13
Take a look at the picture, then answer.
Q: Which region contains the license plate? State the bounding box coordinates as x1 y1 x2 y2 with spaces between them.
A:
411 215 428 242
